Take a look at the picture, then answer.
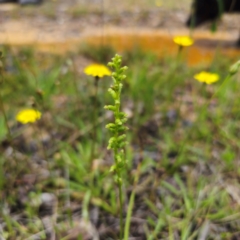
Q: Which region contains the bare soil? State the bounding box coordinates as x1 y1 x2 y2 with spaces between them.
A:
0 0 239 48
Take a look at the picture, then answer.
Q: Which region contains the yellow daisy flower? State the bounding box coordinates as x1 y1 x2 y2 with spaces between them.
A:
194 71 220 84
16 109 42 124
173 36 194 47
84 64 111 78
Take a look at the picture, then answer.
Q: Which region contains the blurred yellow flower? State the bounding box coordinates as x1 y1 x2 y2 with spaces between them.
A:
194 71 220 84
155 0 162 7
16 109 42 124
84 64 111 78
173 36 194 47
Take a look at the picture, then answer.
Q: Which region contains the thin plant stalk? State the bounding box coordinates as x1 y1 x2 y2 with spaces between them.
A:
124 189 134 240
0 91 11 141
124 162 140 240
0 70 11 141
90 76 99 161
118 179 124 239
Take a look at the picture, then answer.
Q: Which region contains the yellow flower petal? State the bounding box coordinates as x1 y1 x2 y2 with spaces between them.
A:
173 36 194 47
84 64 111 78
194 71 220 84
16 109 42 124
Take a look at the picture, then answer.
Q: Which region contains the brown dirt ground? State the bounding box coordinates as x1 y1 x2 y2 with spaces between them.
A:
0 0 239 52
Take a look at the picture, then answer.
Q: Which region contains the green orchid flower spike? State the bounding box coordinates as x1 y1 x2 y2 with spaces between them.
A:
104 54 128 239
105 54 128 179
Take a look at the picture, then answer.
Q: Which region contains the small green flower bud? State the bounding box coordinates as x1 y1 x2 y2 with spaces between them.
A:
122 75 127 80
119 83 123 90
108 88 117 99
229 60 240 76
106 123 115 130
118 134 126 142
115 176 122 184
108 137 116 149
104 105 116 111
109 165 116 173
115 100 120 105
116 119 122 125
116 154 122 164
108 62 114 68
119 141 127 148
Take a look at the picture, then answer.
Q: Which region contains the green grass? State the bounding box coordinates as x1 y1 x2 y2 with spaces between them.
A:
0 43 240 239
